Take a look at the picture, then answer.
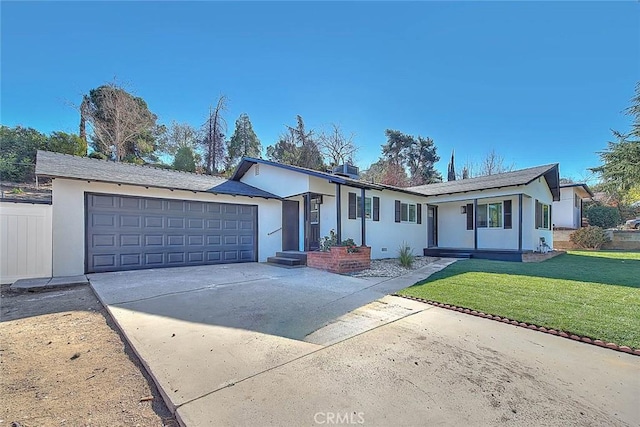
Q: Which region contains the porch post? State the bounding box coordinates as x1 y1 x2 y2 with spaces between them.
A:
518 194 523 251
360 187 366 246
303 193 310 251
335 183 342 243
473 198 478 250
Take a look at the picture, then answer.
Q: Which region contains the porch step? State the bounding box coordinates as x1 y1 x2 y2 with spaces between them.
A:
439 253 472 259
267 256 305 267
276 251 307 263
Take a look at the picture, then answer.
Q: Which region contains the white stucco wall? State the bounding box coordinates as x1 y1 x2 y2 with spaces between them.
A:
523 177 554 249
338 186 427 259
240 163 310 197
553 187 579 229
51 178 282 276
436 201 474 248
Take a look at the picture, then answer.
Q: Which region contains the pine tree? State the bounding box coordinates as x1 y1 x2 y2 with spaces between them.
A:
447 150 456 181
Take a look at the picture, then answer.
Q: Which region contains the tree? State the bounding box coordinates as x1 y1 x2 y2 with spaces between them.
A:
447 150 456 181
202 95 228 174
360 158 409 187
479 149 514 176
0 126 48 182
318 124 358 167
591 83 640 204
227 113 261 168
458 150 514 179
173 146 197 172
266 115 325 171
80 82 158 162
47 131 87 156
158 121 201 167
379 129 441 186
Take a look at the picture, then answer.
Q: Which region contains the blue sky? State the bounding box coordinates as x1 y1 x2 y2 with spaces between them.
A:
2 1 638 181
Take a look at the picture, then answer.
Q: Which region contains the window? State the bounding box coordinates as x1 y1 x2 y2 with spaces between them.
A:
400 202 417 223
476 203 503 228
535 200 551 230
356 196 372 219
574 193 580 208
477 204 488 227
488 203 503 228
310 199 320 224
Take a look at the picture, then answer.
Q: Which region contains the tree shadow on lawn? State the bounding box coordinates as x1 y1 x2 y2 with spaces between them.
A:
413 253 640 289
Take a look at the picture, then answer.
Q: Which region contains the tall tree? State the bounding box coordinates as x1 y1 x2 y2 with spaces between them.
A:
591 83 640 204
47 131 87 156
173 146 197 172
380 129 441 186
201 95 228 174
81 82 158 162
227 113 261 168
479 149 514 176
266 115 324 171
447 150 456 181
319 124 358 167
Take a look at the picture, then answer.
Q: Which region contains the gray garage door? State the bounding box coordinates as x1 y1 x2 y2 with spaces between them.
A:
86 193 257 273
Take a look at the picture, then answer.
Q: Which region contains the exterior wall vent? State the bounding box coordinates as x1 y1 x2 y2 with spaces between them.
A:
332 164 359 179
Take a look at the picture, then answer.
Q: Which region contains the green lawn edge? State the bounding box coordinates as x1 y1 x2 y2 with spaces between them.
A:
399 251 640 349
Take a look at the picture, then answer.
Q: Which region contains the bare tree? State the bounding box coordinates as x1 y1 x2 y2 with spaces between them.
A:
479 149 514 176
202 95 228 174
318 124 358 166
81 82 157 162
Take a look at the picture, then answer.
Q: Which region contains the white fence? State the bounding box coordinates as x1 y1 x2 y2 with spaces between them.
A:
0 202 53 284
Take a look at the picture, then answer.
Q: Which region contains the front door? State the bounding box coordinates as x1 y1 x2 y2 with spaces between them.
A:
282 200 299 251
427 206 438 247
305 194 321 251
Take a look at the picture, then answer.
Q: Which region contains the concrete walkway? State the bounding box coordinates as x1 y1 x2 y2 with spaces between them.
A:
88 261 640 427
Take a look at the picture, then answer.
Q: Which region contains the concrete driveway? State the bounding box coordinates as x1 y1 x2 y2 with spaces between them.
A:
89 262 639 426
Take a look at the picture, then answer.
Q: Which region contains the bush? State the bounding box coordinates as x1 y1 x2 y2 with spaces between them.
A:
584 205 621 228
341 238 359 253
570 226 611 249
398 242 414 268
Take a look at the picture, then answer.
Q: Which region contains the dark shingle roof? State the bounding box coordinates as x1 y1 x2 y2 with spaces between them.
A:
231 157 428 197
35 151 279 199
408 164 560 201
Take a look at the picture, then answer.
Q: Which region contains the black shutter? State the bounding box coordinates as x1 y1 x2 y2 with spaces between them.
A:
417 203 422 224
504 200 512 229
394 200 401 223
348 192 356 219
466 203 474 230
535 200 541 229
373 197 380 221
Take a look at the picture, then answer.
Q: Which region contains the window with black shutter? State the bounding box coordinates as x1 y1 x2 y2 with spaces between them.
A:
466 203 474 230
394 200 401 223
373 197 380 221
504 200 512 229
348 192 356 219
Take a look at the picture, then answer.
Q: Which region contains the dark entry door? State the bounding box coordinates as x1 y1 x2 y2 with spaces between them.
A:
282 200 299 251
427 206 438 247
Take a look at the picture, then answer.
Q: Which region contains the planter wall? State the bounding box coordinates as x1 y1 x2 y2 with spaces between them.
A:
307 246 371 274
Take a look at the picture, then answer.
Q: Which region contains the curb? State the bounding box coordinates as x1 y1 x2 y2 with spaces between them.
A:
394 294 640 357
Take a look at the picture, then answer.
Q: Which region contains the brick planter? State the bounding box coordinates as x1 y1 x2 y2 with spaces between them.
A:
307 246 371 274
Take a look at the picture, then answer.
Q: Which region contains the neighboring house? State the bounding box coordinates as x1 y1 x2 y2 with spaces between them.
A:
35 151 560 277
552 184 593 229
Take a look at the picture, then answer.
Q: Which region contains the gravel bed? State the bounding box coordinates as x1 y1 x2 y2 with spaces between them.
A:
352 256 440 278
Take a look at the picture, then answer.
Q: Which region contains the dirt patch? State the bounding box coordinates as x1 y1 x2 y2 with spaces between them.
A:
0 181 52 203
0 285 178 426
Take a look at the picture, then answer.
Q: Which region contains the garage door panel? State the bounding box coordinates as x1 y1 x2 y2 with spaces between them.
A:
86 194 257 273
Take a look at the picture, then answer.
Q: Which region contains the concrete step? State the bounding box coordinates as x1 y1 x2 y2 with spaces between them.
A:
439 253 472 259
267 256 305 267
276 251 307 263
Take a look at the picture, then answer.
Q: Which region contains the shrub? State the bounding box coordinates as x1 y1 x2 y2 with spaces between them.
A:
341 238 359 253
398 242 414 268
584 205 621 228
319 229 338 251
570 226 611 249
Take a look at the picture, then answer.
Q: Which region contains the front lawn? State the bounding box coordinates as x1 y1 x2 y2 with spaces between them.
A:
399 251 640 349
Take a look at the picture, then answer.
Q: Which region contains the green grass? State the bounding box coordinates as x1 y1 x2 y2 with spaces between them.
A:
399 251 640 348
